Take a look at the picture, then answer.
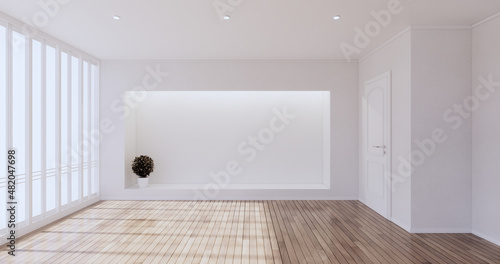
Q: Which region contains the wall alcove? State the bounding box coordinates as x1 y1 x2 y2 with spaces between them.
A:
124 91 331 190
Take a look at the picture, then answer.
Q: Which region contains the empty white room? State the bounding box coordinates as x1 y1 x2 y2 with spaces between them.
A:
0 0 500 263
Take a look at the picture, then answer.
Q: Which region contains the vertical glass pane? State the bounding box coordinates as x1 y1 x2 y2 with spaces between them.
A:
83 61 89 197
32 179 41 217
90 64 99 194
0 24 7 229
32 40 42 217
31 40 42 218
17 184 26 222
71 56 79 202
61 52 68 206
46 45 56 211
61 173 67 206
12 31 26 175
32 40 42 175
46 46 56 171
46 176 55 211
12 31 26 222
61 52 71 205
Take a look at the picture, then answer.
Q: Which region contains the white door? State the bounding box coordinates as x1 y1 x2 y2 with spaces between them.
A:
362 72 391 218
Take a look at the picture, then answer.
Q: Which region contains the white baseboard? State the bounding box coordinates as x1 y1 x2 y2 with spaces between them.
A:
472 229 500 246
100 196 359 201
390 218 411 232
126 183 331 190
410 228 471 233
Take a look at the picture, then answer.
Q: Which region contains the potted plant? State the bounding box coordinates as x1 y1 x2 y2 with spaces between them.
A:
132 155 154 188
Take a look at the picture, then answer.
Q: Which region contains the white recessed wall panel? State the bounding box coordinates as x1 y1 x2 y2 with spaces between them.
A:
129 91 329 188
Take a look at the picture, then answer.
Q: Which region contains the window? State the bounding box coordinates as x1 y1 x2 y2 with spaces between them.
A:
0 19 100 238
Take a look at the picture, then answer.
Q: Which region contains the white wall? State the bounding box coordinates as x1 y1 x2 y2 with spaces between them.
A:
100 61 358 200
410 29 472 232
472 15 500 245
127 91 330 188
359 30 412 230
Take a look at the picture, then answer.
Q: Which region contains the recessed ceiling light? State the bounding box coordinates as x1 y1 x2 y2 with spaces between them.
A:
223 15 231 20
113 15 121 20
333 15 341 20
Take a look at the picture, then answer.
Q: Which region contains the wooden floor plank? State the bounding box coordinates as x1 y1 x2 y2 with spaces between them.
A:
1 200 499 264
124 201 178 264
263 201 283 264
142 200 197 263
190 201 218 264
157 201 209 263
216 201 235 264
232 201 244 264
223 201 240 264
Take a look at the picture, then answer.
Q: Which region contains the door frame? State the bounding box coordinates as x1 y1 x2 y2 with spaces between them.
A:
362 71 392 219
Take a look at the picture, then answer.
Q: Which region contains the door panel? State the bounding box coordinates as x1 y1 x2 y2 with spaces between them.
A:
367 88 385 157
367 161 385 198
362 72 391 219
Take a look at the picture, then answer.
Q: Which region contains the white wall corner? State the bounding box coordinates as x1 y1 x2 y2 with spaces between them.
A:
472 11 500 28
472 230 500 247
359 26 411 63
391 217 411 233
410 25 472 30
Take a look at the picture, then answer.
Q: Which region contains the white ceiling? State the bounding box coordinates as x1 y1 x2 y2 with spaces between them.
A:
1 0 499 60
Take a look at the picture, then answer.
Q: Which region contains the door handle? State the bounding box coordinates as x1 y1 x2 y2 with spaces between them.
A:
373 145 386 149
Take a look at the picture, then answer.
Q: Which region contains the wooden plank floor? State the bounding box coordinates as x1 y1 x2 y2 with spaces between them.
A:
1 200 499 263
